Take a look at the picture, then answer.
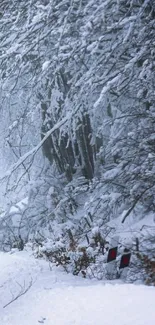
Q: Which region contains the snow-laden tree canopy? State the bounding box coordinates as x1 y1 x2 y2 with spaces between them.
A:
0 0 155 280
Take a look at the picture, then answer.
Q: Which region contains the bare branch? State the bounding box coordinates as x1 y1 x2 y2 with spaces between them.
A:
0 112 73 181
122 185 155 223
3 278 33 309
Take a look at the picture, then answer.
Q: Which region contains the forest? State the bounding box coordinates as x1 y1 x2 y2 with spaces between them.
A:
0 0 155 283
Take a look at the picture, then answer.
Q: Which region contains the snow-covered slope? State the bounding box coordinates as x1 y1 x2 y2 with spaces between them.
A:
0 250 155 325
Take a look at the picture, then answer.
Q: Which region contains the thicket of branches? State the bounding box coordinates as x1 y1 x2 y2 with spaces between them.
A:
0 0 155 280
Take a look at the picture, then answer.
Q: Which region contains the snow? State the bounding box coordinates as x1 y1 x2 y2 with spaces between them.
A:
94 74 121 109
42 61 50 71
107 210 155 243
0 112 74 181
0 250 155 325
103 167 121 180
9 197 28 215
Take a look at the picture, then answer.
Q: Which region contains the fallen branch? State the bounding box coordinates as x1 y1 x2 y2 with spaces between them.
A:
3 279 33 308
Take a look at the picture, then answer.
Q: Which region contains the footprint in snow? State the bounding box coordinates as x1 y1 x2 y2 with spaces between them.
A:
38 317 46 323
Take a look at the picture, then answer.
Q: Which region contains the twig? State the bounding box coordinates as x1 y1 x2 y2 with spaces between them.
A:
3 279 33 308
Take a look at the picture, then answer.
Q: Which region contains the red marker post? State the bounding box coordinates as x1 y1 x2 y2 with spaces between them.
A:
119 251 131 269
107 247 118 263
106 236 119 279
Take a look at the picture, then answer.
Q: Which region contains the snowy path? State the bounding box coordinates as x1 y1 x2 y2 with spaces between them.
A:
0 251 155 325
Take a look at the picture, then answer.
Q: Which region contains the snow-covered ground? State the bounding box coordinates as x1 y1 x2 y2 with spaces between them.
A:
0 250 155 325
